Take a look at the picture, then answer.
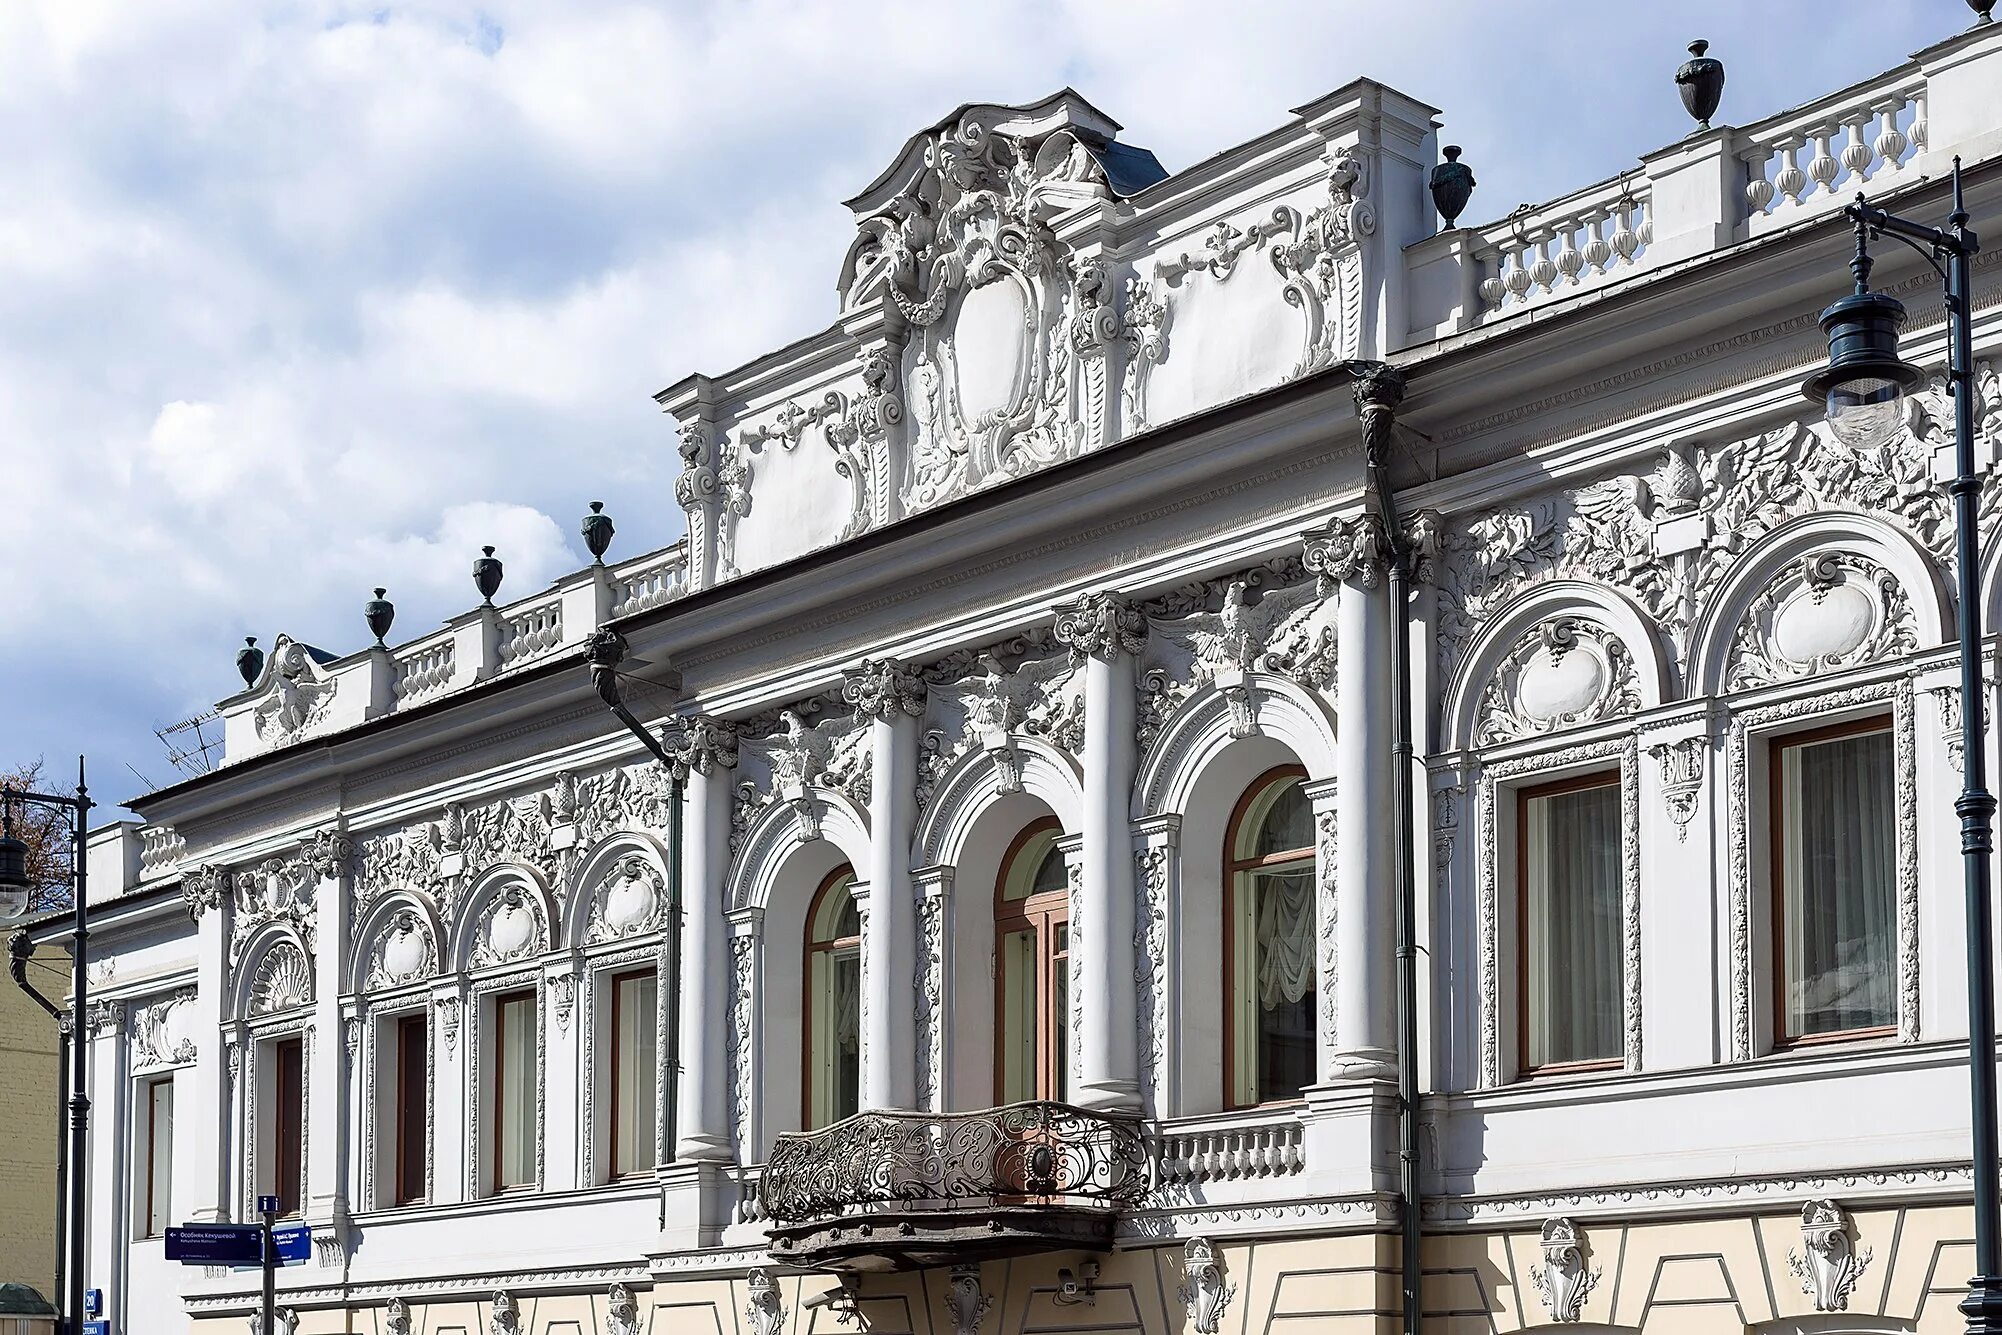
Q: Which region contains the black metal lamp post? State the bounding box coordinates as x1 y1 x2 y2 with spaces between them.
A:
0 759 92 1335
1802 160 1994 1333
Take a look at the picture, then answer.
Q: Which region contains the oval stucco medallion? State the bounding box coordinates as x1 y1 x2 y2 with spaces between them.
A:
1517 646 1607 721
951 275 1032 428
1773 582 1874 665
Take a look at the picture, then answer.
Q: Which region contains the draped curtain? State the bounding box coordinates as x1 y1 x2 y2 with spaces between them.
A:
1784 730 1896 1038
1525 783 1621 1069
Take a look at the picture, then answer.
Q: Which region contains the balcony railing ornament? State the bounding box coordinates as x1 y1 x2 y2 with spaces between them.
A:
762 1101 1146 1224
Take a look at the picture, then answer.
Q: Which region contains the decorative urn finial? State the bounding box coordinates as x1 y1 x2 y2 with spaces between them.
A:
1971 0 1996 23
473 546 504 606
1430 145 1476 228
1677 40 1725 131
581 500 615 564
235 636 265 688
364 588 395 647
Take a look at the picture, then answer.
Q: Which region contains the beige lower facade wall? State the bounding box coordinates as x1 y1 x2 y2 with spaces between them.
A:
0 976 59 1299
187 1203 1978 1335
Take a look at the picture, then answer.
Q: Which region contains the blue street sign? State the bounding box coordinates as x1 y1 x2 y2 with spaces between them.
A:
271 1223 312 1265
82 1322 109 1335
164 1224 264 1266
256 1194 281 1216
84 1289 102 1316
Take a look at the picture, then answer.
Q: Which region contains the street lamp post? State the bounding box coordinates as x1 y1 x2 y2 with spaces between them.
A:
1801 160 1994 1333
0 760 93 1335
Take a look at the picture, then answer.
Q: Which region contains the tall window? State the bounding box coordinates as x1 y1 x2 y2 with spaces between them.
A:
1774 719 1897 1046
805 868 862 1129
609 968 658 1178
270 1036 304 1217
392 1013 428 1205
1226 769 1315 1108
142 1076 173 1237
492 989 538 1193
995 819 1070 1104
1519 773 1623 1075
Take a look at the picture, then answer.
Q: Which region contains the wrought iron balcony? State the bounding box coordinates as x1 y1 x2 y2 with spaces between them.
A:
760 1100 1147 1271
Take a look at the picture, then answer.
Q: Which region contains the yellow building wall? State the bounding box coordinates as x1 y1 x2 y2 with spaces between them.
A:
187 1203 1980 1335
0 968 59 1300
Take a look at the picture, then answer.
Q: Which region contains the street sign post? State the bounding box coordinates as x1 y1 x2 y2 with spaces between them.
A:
163 1225 264 1267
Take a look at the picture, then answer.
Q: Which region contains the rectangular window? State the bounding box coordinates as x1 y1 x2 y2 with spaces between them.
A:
492 990 537 1192
393 1013 428 1205
609 969 657 1179
142 1077 174 1237
1519 774 1623 1074
271 1036 304 1216
1775 720 1897 1045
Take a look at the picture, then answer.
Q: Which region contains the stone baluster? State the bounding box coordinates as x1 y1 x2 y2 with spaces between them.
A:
843 660 926 1110
1053 591 1146 1113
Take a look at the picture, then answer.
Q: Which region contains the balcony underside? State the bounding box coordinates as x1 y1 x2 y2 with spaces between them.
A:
768 1202 1120 1272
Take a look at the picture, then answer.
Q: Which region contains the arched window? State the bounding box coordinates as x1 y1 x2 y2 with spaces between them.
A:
1225 767 1315 1108
804 866 862 1129
995 818 1070 1104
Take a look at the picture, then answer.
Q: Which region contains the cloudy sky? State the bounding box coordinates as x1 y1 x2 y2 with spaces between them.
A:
0 0 1961 811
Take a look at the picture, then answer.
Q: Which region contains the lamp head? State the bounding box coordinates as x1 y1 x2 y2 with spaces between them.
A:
0 830 31 923
1801 288 1924 449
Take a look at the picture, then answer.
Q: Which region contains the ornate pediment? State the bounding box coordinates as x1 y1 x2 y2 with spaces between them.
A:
245 635 339 745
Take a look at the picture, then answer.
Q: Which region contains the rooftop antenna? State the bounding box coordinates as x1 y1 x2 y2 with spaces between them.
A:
155 708 223 778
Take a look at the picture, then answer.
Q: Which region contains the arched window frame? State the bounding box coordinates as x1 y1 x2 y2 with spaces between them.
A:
802 865 861 1130
1223 764 1314 1110
993 816 1070 1105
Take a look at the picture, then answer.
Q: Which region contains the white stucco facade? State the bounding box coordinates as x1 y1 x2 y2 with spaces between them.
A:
38 16 2002 1334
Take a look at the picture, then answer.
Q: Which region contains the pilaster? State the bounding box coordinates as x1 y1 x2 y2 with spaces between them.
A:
673 719 737 1163
1054 591 1146 1113
843 660 925 1111
303 828 354 1267
184 871 231 1223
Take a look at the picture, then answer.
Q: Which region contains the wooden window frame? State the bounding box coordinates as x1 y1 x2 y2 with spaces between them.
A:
1769 714 1899 1052
491 988 538 1194
608 966 657 1180
1514 769 1625 1079
392 1012 427 1206
992 817 1070 1106
142 1075 173 1238
1223 765 1312 1112
802 866 861 1130
271 1036 304 1218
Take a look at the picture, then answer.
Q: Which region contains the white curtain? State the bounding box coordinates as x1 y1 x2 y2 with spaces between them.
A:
1785 731 1896 1037
1526 784 1621 1068
1254 864 1316 1008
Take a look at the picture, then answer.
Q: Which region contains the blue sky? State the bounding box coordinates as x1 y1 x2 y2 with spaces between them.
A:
0 0 1961 812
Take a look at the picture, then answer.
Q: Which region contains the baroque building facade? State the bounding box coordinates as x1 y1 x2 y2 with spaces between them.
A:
39 18 2002 1334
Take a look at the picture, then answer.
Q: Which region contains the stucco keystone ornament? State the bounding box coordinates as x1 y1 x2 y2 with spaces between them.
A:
385 1297 412 1335
745 1267 785 1335
1179 1236 1236 1333
945 1263 994 1334
246 1310 298 1335
1053 590 1147 663
842 659 927 722
1788 1198 1873 1312
304 827 353 880
1531 1217 1601 1323
490 1289 520 1335
606 1281 640 1335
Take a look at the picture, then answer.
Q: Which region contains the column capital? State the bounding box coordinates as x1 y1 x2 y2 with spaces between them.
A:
1053 590 1148 663
302 827 353 882
842 658 927 722
1302 514 1390 592
182 862 230 922
665 714 740 779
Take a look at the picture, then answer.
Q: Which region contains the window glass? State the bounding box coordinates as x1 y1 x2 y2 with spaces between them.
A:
611 969 658 1177
995 821 1069 1104
272 1037 304 1217
1780 726 1896 1042
1229 773 1316 1107
494 990 537 1191
807 870 862 1128
394 1013 427 1205
144 1077 173 1237
1521 778 1623 1072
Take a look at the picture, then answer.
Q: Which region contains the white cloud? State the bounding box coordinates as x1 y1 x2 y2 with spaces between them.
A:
0 0 1955 799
